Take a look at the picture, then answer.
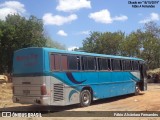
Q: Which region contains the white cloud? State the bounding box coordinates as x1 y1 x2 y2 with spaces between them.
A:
112 15 128 21
0 1 26 20
68 46 79 51
56 0 91 12
89 9 128 24
151 13 159 20
89 9 112 24
57 30 68 36
42 13 77 26
139 12 160 24
78 30 90 35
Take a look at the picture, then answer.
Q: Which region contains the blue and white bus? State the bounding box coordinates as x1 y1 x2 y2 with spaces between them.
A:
12 47 147 107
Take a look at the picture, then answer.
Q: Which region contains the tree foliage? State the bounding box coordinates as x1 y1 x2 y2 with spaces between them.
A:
83 31 125 55
141 22 160 69
0 14 64 73
45 37 66 49
82 22 160 69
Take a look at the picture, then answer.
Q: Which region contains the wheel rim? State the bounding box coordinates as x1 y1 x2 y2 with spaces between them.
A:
82 92 90 105
135 86 140 94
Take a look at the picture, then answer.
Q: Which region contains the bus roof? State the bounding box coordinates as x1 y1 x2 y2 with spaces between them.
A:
15 47 144 61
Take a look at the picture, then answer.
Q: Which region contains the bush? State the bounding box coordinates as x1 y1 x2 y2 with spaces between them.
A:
147 68 160 83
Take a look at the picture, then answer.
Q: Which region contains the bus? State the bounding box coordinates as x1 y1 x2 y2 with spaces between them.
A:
12 47 147 107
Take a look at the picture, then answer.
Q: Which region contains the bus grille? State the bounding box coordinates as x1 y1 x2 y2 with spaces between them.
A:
53 84 64 101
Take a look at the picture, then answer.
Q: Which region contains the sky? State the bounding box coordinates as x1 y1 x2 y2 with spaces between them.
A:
0 0 160 50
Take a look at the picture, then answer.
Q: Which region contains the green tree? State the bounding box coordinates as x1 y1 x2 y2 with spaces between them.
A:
81 22 160 69
0 14 47 73
120 30 143 57
82 31 125 55
45 37 66 49
141 22 160 69
0 14 66 73
82 32 102 53
123 22 160 69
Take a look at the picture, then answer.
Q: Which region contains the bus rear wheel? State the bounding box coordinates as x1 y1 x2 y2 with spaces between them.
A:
135 85 140 95
80 90 91 107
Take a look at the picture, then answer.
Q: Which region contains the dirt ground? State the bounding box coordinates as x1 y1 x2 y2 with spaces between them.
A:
0 83 160 120
70 83 160 111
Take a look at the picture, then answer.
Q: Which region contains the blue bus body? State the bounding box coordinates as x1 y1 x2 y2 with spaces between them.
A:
12 47 147 106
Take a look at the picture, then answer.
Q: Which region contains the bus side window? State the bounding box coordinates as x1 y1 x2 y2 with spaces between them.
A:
77 56 81 70
122 60 125 70
123 60 131 71
87 57 95 70
94 58 97 70
50 54 60 71
61 55 68 71
112 59 121 71
108 59 112 70
97 58 101 70
98 58 110 71
132 61 139 70
68 56 80 70
82 57 87 70
82 56 95 70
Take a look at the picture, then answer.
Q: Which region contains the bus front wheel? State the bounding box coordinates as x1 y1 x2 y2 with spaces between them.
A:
80 90 91 107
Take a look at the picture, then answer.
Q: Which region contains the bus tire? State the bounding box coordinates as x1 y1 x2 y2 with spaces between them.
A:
80 90 91 107
135 85 140 95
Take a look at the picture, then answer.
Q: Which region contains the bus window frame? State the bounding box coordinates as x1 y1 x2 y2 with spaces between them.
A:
67 54 81 71
111 58 122 71
122 59 132 71
132 60 139 71
81 56 97 71
49 53 61 72
49 52 141 73
97 57 111 71
50 53 82 72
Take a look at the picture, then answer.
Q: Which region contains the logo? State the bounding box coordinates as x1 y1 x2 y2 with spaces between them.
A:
2 112 12 117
